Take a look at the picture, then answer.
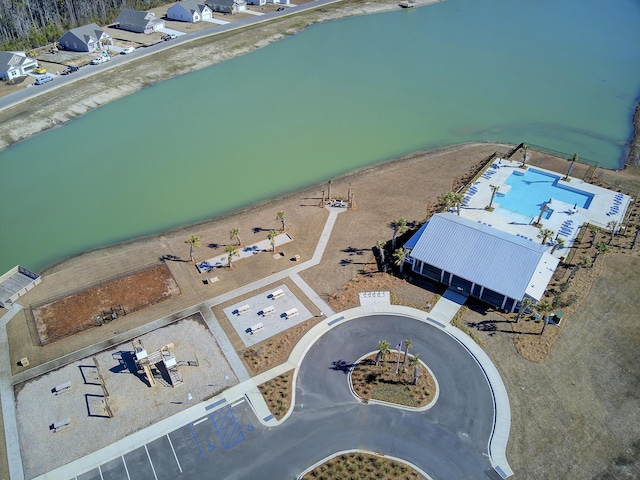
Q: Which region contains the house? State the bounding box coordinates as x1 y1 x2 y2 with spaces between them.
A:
58 23 113 52
0 51 38 79
405 213 559 312
115 9 165 34
246 0 266 5
167 1 213 22
206 0 247 14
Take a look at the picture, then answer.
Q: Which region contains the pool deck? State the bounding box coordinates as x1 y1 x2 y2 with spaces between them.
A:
458 159 632 258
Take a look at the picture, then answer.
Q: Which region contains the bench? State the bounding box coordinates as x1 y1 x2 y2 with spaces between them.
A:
285 308 299 319
249 323 264 334
270 289 285 299
53 381 71 395
237 304 251 315
262 306 275 316
53 418 71 432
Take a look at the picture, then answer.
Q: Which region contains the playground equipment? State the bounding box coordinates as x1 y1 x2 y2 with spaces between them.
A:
133 339 184 388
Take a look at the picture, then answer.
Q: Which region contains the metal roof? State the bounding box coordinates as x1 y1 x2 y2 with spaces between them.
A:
115 9 160 28
408 213 558 301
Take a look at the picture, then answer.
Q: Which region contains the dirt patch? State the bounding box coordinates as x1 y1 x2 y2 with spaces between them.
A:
257 369 294 420
302 452 427 480
31 263 180 344
350 354 436 408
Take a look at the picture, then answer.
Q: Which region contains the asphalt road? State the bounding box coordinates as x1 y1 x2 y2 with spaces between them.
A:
73 314 496 480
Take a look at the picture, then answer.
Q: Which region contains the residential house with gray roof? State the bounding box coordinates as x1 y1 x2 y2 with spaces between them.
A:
58 23 113 52
167 1 213 22
0 51 38 79
206 0 247 14
115 9 165 34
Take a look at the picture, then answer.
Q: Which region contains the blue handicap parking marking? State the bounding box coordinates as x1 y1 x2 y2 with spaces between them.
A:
209 405 245 449
247 423 255 431
208 441 216 451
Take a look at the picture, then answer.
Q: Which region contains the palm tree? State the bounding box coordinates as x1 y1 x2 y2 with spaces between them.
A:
409 354 420 385
516 297 536 323
327 179 333 200
375 240 387 271
402 339 412 371
276 211 286 231
595 241 608 257
535 202 549 225
375 340 390 366
451 192 465 215
321 189 326 207
223 244 239 268
579 255 592 269
564 153 577 180
393 248 407 273
268 229 278 252
537 300 552 336
230 227 241 246
551 237 565 254
607 220 617 244
521 144 529 167
590 225 601 248
537 228 554 245
391 218 408 251
487 185 500 210
185 235 200 263
439 192 454 212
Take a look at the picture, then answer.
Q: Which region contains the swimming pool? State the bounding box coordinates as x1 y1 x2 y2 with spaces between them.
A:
496 168 594 219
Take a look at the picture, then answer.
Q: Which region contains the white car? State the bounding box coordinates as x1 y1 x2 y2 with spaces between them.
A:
121 46 135 55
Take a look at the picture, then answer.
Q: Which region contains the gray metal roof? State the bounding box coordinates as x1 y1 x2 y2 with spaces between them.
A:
176 0 211 14
115 9 160 28
59 23 109 46
0 51 21 68
408 213 558 301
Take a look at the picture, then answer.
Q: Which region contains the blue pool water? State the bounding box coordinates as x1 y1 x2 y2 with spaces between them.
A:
496 168 594 219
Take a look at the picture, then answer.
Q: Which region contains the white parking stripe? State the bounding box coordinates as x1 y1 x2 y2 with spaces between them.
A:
193 417 208 426
98 465 104 480
167 434 183 473
145 444 159 480
231 399 245 407
122 456 131 480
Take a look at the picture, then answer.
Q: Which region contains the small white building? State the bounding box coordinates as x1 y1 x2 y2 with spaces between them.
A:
0 51 38 79
167 1 213 22
406 213 558 312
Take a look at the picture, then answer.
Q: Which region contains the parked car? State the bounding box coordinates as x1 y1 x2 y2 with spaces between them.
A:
162 33 177 41
61 66 79 75
33 66 46 74
277 6 285 11
121 46 135 54
34 74 54 85
91 55 110 65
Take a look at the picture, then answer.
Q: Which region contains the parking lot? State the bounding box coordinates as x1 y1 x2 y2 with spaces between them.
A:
75 400 263 480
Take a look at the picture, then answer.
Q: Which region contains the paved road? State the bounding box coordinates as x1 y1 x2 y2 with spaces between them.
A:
73 314 496 479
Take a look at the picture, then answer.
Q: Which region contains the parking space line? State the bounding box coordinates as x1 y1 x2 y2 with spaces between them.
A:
188 424 205 460
144 445 159 480
231 399 245 407
193 417 208 426
166 434 183 473
98 465 104 480
121 456 131 480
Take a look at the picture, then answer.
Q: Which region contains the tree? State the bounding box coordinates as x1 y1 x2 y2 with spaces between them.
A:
564 153 577 180
375 240 387 271
230 227 241 246
439 192 454 212
276 211 286 231
321 189 326 207
537 228 554 245
393 248 407 273
521 144 529 167
185 235 200 263
595 241 608 257
536 300 552 336
402 339 412 371
391 218 408 251
375 340 390 366
579 255 592 269
516 297 536 323
551 237 565 254
451 192 465 215
223 244 239 268
607 220 618 244
535 202 549 225
268 229 278 252
327 179 333 200
590 225 601 248
487 185 500 210
409 354 420 385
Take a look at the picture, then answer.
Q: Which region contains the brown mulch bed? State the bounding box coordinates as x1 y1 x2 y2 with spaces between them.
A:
350 354 436 408
257 369 294 420
302 452 427 480
31 263 180 344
